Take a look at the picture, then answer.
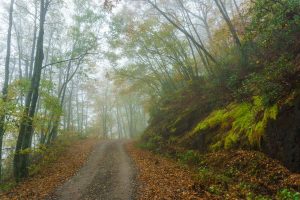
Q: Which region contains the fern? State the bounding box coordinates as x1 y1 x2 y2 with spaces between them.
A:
191 96 279 149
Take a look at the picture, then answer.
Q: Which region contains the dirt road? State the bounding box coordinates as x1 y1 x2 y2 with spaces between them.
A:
49 140 136 200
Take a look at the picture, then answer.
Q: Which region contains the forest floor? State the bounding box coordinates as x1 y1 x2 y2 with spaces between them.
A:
0 138 98 200
128 143 300 200
1 139 299 200
127 143 208 200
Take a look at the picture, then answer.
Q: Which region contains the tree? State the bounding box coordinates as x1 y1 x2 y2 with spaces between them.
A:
47 0 101 142
14 0 50 181
0 0 15 181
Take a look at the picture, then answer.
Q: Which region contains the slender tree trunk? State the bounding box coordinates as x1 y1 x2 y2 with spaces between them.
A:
85 102 89 133
9 58 16 84
84 103 88 133
29 1 38 78
116 105 122 139
203 19 213 44
15 30 24 105
25 60 29 79
213 0 241 47
67 82 74 130
120 107 127 138
81 95 84 133
40 108 48 145
0 0 15 182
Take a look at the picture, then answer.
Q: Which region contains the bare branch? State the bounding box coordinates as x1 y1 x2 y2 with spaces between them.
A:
42 52 97 69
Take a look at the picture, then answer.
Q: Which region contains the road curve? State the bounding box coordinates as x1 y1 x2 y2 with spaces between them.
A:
49 140 136 200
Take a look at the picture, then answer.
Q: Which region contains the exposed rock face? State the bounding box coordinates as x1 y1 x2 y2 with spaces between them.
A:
263 97 300 173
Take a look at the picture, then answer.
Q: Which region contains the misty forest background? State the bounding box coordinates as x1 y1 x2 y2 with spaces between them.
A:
0 0 149 182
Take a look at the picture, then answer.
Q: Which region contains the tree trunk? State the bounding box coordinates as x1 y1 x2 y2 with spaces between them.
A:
0 0 15 182
67 82 74 130
29 1 38 78
81 95 84 133
213 0 241 47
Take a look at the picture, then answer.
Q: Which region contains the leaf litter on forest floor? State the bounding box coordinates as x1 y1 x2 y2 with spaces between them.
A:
126 143 210 200
0 138 98 200
127 143 300 200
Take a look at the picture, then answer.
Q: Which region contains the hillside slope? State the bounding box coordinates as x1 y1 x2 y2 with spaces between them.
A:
140 0 300 173
137 0 300 198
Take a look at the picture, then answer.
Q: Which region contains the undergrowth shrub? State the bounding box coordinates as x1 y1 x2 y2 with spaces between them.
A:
177 150 200 165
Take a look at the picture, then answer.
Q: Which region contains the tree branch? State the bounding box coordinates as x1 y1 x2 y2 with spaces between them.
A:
42 52 97 69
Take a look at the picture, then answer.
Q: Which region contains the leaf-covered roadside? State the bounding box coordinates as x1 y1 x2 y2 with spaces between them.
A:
0 138 98 200
127 142 300 200
126 143 207 200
